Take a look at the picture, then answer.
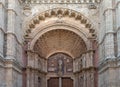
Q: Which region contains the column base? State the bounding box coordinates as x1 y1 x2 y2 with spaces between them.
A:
5 59 23 87
98 58 119 87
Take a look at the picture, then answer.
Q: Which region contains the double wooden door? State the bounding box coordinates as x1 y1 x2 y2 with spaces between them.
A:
48 77 73 87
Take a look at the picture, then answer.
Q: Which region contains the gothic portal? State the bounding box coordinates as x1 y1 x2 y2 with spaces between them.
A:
0 0 120 87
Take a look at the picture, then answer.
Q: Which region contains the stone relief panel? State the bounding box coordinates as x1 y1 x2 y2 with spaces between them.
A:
47 53 73 75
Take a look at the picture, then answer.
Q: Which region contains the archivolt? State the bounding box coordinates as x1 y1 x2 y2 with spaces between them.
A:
25 8 96 37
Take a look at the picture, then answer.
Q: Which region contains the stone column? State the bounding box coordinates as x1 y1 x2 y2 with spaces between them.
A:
83 73 86 87
86 52 89 68
0 29 4 58
6 0 16 60
6 68 13 87
104 9 115 59
116 2 120 29
5 1 18 87
90 51 94 67
0 0 6 58
31 70 34 87
99 1 117 87
34 71 38 87
117 3 120 57
26 68 30 87
59 77 62 87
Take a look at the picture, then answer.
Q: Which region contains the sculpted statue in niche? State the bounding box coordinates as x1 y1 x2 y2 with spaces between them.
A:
57 59 64 76
58 59 63 72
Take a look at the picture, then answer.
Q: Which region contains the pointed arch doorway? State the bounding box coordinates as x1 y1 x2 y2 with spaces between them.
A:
47 53 74 87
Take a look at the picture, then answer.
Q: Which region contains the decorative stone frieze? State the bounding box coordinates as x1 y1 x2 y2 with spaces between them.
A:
24 0 101 4
25 8 96 39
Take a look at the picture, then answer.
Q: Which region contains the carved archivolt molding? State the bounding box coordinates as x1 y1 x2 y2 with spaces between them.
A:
33 29 87 58
25 8 96 38
29 24 91 52
24 0 100 4
24 8 97 58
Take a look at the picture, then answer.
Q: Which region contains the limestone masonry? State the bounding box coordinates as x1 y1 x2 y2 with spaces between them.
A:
0 0 120 87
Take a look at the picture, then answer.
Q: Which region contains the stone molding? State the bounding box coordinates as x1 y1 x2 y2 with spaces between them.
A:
24 0 101 4
27 23 91 52
100 1 120 15
74 50 94 60
6 32 23 46
0 54 5 68
116 1 120 8
116 27 120 32
103 8 115 16
7 8 18 16
0 1 7 9
98 31 115 45
26 66 47 75
0 28 5 34
0 28 24 46
5 59 23 73
26 50 46 60
98 58 118 74
24 8 96 36
74 67 97 74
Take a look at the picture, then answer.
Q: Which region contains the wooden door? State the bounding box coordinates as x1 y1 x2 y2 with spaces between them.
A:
48 77 73 87
62 77 73 87
48 77 59 87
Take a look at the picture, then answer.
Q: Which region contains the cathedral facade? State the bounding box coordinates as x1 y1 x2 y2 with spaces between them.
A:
0 0 120 87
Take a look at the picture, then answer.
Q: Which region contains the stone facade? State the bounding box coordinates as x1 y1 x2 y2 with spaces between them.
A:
0 0 120 87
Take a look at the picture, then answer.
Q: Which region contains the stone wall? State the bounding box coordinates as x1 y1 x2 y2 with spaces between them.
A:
98 0 120 87
0 0 24 87
26 51 47 87
0 63 5 87
0 0 120 87
74 50 96 87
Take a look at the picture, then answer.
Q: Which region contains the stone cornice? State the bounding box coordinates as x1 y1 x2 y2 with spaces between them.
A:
74 50 94 60
5 59 23 73
74 66 97 74
26 66 47 75
26 50 47 60
98 58 118 74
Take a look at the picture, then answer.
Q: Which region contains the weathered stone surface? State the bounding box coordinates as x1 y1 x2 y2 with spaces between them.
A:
0 0 120 87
